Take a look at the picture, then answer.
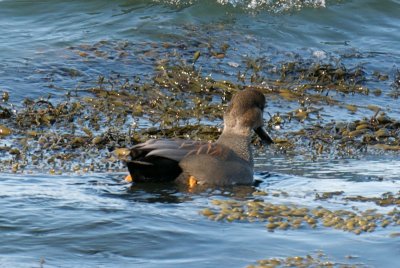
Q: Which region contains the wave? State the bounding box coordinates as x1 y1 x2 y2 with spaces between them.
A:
151 0 326 13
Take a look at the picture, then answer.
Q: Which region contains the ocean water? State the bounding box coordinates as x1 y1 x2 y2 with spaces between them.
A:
0 0 399 267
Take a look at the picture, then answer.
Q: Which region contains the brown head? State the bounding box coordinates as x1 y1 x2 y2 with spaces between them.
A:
224 89 273 144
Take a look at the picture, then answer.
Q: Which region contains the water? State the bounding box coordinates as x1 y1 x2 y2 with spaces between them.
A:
2 160 396 267
1 0 400 267
0 173 398 267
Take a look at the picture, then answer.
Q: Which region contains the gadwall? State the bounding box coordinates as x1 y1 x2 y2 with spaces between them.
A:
126 89 273 186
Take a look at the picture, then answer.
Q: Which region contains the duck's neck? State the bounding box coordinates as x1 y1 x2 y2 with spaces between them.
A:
216 127 253 164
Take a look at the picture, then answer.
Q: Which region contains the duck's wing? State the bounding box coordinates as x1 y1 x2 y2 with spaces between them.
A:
131 139 207 161
134 139 231 160
126 139 208 182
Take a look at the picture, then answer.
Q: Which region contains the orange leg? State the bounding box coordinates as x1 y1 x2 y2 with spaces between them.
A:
188 175 198 189
124 174 133 183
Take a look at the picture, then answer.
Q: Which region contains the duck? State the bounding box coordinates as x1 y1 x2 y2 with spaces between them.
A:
125 88 273 186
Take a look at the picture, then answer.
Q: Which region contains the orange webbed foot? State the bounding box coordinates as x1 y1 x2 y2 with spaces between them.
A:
188 175 198 190
124 174 133 183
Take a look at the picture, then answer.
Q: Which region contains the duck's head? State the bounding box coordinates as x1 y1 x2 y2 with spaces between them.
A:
224 89 273 144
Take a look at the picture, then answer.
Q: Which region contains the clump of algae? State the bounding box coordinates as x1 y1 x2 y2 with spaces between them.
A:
247 251 367 268
1 39 399 174
201 198 400 235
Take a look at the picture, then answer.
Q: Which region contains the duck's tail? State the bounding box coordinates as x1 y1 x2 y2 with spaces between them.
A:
126 157 182 183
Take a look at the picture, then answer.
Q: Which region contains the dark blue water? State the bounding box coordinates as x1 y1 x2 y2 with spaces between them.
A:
0 0 399 267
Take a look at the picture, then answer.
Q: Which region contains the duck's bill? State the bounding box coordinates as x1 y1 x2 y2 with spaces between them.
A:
254 127 274 145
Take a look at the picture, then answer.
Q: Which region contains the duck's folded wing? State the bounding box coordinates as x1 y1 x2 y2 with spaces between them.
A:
146 149 190 162
137 140 230 161
132 139 184 150
130 139 205 162
127 139 206 182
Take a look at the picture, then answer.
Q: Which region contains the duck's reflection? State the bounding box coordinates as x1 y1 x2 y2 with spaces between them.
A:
125 173 270 203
